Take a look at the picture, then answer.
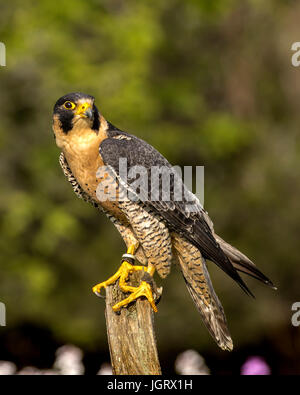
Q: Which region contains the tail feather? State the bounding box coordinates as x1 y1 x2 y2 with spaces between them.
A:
172 227 275 351
215 235 276 289
173 234 233 351
182 264 233 351
202 212 275 290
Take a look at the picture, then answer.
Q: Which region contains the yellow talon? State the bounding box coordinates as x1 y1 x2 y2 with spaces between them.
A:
112 280 158 312
92 245 158 312
92 261 134 297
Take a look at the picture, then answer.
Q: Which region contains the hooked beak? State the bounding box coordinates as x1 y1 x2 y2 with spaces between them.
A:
75 102 93 120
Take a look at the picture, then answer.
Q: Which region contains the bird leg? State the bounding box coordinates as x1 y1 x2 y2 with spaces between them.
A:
92 244 158 312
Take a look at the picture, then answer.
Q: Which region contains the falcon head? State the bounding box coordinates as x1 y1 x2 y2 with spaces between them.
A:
53 92 100 135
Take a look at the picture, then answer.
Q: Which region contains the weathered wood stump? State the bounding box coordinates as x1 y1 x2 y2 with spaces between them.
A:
105 271 162 375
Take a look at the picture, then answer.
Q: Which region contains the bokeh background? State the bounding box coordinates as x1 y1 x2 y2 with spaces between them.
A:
0 0 300 375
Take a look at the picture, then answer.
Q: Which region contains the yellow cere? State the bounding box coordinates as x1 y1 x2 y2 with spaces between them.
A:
75 102 92 116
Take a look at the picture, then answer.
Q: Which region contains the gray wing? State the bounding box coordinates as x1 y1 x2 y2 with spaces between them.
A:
99 127 253 296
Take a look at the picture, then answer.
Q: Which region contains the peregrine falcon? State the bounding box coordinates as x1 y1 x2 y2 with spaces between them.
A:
52 92 275 351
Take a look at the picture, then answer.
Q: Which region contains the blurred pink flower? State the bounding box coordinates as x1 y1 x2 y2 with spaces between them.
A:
54 345 84 375
175 349 210 375
241 356 271 375
97 362 113 375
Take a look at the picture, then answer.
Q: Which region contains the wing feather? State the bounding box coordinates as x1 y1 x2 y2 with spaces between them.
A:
100 128 253 296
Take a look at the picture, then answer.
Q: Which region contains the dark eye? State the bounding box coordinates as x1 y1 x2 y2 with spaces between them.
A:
63 101 76 110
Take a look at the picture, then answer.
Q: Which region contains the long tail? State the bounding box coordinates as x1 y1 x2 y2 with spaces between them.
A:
172 233 233 351
202 212 276 290
215 235 276 289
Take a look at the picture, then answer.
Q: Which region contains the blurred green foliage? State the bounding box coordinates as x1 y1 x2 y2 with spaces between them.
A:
0 0 300 372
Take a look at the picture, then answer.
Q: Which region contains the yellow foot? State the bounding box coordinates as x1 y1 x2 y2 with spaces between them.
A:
92 260 135 297
112 280 158 313
92 245 158 312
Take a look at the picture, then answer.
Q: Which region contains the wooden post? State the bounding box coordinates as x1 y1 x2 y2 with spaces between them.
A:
105 271 162 375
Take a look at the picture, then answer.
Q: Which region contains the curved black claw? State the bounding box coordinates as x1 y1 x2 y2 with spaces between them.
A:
141 272 163 306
